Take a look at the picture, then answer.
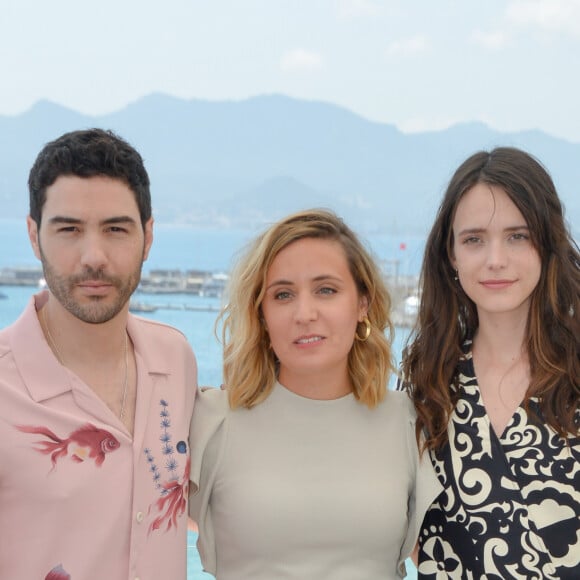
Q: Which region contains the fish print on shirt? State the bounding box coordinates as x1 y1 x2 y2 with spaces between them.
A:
45 564 71 579
144 399 190 534
16 423 120 471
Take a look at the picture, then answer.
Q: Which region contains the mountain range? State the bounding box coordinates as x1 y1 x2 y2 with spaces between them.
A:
1 93 578 237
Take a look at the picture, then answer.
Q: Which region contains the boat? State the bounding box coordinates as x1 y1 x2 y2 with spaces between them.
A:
129 301 157 313
0 266 44 286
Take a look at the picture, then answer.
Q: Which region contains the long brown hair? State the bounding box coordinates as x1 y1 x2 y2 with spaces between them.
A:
401 147 580 451
218 209 394 409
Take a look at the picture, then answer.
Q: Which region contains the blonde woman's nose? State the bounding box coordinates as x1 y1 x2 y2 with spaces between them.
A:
293 294 318 323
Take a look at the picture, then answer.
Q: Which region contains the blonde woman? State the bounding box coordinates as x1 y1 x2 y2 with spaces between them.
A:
189 209 439 579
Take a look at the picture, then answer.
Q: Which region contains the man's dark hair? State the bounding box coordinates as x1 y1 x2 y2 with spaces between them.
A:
28 128 151 227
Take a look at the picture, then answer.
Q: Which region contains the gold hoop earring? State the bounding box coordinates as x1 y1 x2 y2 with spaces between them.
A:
355 317 371 342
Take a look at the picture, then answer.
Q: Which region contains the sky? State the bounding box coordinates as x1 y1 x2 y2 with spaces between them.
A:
2 0 580 143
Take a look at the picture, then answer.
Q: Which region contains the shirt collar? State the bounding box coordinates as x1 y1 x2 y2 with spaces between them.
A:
11 291 73 402
126 313 173 376
12 292 172 403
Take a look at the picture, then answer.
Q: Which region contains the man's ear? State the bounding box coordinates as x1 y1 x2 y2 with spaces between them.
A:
27 216 42 261
143 217 154 260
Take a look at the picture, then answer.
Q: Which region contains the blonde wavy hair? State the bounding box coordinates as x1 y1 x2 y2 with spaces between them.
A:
217 208 394 409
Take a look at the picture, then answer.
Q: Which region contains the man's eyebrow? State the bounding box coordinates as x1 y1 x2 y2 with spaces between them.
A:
46 215 138 225
47 216 83 225
101 216 138 225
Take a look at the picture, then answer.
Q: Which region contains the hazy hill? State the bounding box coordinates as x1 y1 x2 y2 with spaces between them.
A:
0 93 578 236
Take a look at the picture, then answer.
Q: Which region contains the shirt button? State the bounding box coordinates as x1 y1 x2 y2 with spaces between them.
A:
136 511 144 523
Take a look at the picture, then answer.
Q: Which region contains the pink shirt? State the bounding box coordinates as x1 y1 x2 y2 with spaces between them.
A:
0 292 197 580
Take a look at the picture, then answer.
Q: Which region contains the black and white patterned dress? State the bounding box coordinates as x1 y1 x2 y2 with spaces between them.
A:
418 345 580 579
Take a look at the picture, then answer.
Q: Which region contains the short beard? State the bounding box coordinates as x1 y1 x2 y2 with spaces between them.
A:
39 249 144 324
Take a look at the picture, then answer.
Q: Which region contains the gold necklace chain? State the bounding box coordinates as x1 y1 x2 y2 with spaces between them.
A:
42 305 65 365
41 306 129 420
119 333 129 420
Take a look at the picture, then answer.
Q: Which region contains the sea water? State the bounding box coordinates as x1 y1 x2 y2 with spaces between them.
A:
0 218 421 579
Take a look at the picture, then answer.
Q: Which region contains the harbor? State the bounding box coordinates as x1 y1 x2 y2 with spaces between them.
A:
0 264 420 327
129 301 221 314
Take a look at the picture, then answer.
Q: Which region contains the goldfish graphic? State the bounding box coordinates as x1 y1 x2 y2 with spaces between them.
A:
148 457 190 534
45 563 71 579
17 422 120 470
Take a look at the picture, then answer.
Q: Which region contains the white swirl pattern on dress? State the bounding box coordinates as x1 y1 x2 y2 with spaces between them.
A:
418 344 580 580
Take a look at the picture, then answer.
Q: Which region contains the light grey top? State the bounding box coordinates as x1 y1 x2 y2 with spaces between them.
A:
189 383 441 579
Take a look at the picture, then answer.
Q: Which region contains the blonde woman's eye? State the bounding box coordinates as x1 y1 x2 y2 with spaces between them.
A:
318 287 337 295
274 291 292 300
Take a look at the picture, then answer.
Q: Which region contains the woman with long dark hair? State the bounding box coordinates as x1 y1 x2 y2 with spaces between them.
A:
401 147 579 578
